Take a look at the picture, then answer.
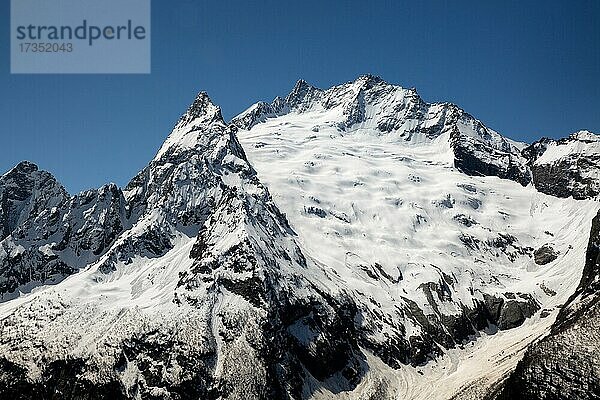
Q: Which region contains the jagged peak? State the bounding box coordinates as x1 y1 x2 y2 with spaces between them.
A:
291 78 314 91
152 90 231 161
271 95 285 108
352 73 387 88
176 91 224 129
97 182 122 195
230 95 290 130
1 161 64 190
284 79 323 109
3 161 39 177
405 86 422 98
570 129 599 141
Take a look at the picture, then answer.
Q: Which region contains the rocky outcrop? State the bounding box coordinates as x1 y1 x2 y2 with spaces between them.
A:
523 131 600 200
0 161 68 241
231 98 287 130
533 244 559 265
450 127 531 186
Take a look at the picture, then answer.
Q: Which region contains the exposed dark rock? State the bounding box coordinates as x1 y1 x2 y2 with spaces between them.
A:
453 213 478 227
479 293 540 331
523 132 600 200
534 244 559 265
497 297 539 330
457 183 477 193
0 358 127 400
465 197 482 210
0 169 129 297
230 97 286 131
433 194 455 208
305 206 327 218
0 161 68 242
450 128 531 187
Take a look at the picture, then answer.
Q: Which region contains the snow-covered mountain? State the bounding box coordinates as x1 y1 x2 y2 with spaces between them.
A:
0 161 129 300
0 75 598 399
232 75 531 187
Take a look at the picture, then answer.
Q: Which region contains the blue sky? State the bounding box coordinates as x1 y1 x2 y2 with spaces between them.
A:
1 0 599 193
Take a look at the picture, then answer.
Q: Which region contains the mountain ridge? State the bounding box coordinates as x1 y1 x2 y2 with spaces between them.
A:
0 77 599 399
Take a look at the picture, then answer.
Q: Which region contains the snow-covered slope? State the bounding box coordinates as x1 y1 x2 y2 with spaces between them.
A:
493 208 600 399
234 76 600 397
233 75 531 186
0 76 599 400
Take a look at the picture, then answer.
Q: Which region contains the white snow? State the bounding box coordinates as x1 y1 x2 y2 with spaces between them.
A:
535 130 600 166
237 105 599 398
1 80 598 399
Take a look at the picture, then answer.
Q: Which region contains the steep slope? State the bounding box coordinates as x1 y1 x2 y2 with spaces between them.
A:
235 76 600 397
0 76 598 400
492 210 600 399
0 93 368 399
0 161 67 241
482 131 600 400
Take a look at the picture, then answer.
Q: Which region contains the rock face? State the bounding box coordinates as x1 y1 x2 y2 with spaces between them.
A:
523 130 600 199
450 128 531 186
236 76 600 392
0 161 67 241
533 244 559 265
496 209 600 399
0 76 598 400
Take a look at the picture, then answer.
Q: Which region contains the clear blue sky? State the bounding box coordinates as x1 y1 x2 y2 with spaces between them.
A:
1 0 599 193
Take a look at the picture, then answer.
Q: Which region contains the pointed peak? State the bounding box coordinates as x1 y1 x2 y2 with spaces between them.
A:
176 90 224 128
13 161 39 173
1 160 67 198
285 79 322 110
570 130 599 141
155 91 229 161
286 79 316 99
354 74 386 87
292 78 313 90
3 161 39 178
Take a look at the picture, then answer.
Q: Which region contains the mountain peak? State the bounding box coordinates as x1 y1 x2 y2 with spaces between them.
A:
285 79 322 109
176 91 224 129
292 78 312 89
154 90 231 162
5 161 39 176
353 73 386 88
571 129 599 141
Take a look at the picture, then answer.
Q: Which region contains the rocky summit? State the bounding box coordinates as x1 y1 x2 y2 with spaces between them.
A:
0 76 599 399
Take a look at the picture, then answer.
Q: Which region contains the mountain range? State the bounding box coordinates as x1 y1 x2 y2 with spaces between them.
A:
0 75 598 399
